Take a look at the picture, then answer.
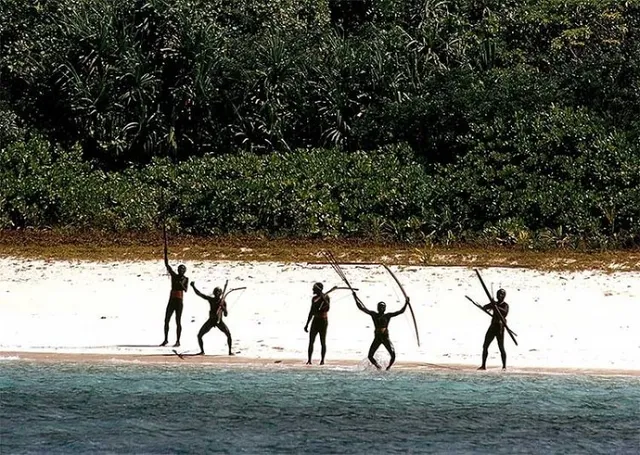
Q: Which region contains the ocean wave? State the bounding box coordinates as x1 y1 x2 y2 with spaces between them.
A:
0 355 21 361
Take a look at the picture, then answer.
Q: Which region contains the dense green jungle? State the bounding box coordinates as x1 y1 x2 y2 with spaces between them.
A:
1 0 639 250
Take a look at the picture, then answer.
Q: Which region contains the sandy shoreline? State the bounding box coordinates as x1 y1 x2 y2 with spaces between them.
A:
1 256 639 376
2 351 639 378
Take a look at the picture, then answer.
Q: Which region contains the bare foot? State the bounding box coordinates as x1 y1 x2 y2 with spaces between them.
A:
477 366 486 370
386 366 392 371
173 342 180 348
306 361 312 365
160 341 168 347
196 351 204 356
320 360 325 365
229 352 235 356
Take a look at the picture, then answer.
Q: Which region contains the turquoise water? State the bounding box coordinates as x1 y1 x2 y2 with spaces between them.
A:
1 362 639 454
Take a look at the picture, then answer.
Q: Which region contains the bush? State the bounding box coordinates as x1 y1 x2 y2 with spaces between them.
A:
2 138 638 248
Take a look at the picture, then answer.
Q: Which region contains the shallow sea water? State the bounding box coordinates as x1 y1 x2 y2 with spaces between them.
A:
1 361 639 454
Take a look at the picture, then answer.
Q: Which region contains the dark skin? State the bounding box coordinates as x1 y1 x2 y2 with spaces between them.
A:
353 292 409 370
191 282 233 356
478 290 509 370
160 240 188 347
304 284 330 365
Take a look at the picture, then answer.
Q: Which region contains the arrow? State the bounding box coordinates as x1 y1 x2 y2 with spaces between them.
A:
322 251 356 291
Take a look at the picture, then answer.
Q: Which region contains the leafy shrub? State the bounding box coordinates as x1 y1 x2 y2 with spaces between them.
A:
2 137 638 248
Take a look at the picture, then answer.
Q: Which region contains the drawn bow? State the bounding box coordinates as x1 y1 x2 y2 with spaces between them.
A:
383 264 421 347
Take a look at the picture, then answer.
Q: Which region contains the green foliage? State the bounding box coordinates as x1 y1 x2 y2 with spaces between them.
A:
3 0 639 166
0 102 24 145
1 0 639 247
1 138 638 248
441 105 640 247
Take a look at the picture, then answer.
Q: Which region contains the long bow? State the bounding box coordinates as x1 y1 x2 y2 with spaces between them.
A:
216 280 230 323
474 269 518 346
383 264 420 347
223 287 247 300
465 295 518 337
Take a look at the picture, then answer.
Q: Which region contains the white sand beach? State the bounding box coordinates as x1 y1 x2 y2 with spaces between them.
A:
1 257 639 374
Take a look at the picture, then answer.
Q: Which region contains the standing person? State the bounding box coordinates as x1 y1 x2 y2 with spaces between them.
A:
478 288 509 370
304 282 330 365
191 282 233 356
352 292 409 370
160 229 188 347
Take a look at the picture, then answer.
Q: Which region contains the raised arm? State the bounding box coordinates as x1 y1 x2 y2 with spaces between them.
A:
387 297 410 318
190 282 206 299
163 227 174 275
353 292 375 316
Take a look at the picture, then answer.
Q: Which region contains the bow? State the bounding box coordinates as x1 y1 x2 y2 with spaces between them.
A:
383 264 420 347
465 295 518 337
474 269 518 346
223 287 247 300
322 251 356 291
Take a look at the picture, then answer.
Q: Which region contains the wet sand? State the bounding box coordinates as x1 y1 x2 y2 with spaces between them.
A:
2 351 639 378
